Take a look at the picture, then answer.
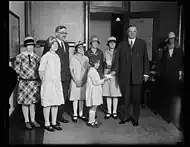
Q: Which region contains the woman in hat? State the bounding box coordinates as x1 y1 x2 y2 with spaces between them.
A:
14 36 41 130
103 36 122 119
160 32 184 123
84 35 104 79
39 36 64 132
69 41 89 122
84 35 104 118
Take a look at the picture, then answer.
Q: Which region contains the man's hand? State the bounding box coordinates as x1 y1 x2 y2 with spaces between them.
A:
144 75 149 82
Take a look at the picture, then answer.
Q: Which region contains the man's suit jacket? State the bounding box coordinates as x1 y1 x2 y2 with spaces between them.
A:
56 41 71 81
42 40 70 81
112 38 149 93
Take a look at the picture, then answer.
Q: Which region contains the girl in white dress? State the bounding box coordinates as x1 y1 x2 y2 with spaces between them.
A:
69 41 89 122
103 37 122 120
39 36 64 132
86 59 111 127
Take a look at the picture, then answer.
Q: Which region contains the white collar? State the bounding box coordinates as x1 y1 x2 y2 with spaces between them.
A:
128 38 136 42
22 51 34 56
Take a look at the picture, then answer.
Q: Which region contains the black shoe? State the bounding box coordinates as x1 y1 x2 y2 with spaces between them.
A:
72 116 78 122
59 118 69 123
112 113 118 119
56 121 61 126
78 115 88 121
25 122 33 130
119 118 130 124
44 125 55 132
87 122 99 128
51 124 62 131
104 113 111 119
131 118 139 127
31 121 41 128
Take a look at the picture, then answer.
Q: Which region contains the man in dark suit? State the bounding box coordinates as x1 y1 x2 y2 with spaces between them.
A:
111 25 150 127
55 25 71 124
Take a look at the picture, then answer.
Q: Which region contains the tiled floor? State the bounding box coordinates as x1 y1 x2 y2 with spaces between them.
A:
9 105 183 144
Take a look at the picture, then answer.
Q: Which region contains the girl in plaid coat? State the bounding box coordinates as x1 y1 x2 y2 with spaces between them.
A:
14 36 41 130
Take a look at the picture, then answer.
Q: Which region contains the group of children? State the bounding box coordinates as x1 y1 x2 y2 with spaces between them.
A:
14 35 122 131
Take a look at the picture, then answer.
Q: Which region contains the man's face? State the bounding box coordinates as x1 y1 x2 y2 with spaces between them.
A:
56 28 68 41
169 38 175 44
128 26 137 39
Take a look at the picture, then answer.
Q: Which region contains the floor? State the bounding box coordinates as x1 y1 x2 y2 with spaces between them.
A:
9 104 183 144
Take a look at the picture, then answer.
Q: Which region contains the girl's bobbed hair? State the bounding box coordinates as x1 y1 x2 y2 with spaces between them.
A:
47 36 57 48
89 58 100 67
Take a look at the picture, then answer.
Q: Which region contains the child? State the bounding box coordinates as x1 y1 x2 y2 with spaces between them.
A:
39 36 64 132
14 36 41 130
103 36 122 119
69 41 89 122
86 59 111 128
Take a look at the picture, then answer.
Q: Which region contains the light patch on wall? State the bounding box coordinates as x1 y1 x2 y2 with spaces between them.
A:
31 1 84 42
89 13 111 52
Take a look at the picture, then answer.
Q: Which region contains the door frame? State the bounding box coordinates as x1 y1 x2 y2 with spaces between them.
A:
129 11 160 61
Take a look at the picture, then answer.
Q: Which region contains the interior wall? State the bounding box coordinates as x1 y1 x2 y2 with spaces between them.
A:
31 1 84 42
89 12 111 53
130 1 179 39
9 1 25 116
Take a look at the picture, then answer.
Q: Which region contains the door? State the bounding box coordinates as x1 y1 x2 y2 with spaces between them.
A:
111 12 129 44
111 13 124 44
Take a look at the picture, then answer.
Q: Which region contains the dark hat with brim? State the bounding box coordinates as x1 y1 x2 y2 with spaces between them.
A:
107 36 117 44
90 35 100 44
24 36 36 47
75 41 85 49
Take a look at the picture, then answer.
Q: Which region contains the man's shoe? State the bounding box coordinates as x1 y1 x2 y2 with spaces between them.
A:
131 117 139 127
119 118 130 124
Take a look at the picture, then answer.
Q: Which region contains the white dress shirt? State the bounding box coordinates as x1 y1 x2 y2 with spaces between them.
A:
57 39 66 52
128 38 136 47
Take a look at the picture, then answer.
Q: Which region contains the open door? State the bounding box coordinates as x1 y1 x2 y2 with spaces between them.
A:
111 12 129 44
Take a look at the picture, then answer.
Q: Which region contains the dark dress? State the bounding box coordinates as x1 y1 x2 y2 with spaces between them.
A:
160 46 184 116
84 48 104 79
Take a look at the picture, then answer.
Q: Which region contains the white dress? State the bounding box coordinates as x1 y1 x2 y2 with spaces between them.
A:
86 67 104 107
39 51 64 107
69 54 89 101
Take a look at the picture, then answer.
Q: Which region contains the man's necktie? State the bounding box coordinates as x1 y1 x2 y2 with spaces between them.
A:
130 40 133 48
28 54 31 65
61 41 66 52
